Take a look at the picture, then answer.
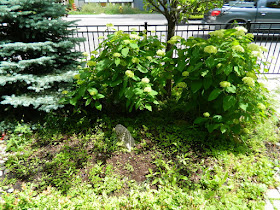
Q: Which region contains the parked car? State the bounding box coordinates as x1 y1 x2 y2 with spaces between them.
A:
201 0 280 31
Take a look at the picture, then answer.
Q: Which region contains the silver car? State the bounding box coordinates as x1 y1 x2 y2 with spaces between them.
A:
202 0 280 30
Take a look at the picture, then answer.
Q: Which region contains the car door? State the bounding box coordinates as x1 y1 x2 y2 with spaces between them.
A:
255 0 280 29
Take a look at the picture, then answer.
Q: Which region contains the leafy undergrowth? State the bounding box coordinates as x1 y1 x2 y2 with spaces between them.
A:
1 112 280 209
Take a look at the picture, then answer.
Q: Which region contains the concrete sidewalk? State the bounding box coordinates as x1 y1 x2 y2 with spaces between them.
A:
259 74 280 209
258 75 280 116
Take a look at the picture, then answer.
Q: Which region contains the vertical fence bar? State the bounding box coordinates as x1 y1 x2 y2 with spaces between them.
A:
144 22 148 35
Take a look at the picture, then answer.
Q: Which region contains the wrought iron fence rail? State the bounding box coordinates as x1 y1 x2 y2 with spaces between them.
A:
71 22 280 74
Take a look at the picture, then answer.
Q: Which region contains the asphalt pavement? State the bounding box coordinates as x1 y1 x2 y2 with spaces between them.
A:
65 14 168 25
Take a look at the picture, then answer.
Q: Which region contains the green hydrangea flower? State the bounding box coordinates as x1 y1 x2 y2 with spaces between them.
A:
182 71 189 77
123 40 131 44
125 70 134 78
132 57 139 64
146 56 153 61
62 90 68 95
204 45 217 54
89 88 98 96
242 77 255 86
220 81 231 88
177 82 187 88
209 30 224 38
257 103 266 110
203 112 210 117
106 23 114 28
232 45 245 53
233 119 239 124
246 71 257 79
247 43 261 51
168 35 182 44
113 53 121 58
73 74 80 80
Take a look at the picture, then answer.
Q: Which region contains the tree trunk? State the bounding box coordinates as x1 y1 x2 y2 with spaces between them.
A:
165 18 176 97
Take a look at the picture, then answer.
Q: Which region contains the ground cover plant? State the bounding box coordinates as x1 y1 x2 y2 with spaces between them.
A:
0 113 280 209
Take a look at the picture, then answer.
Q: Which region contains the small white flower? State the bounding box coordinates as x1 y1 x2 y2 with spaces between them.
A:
141 78 150 83
234 26 248 33
82 52 89 57
251 51 264 59
144 86 152 93
232 45 245 53
129 34 140 40
156 50 165 56
260 46 268 52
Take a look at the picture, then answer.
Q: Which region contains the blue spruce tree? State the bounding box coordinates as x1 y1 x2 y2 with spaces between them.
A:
0 0 82 113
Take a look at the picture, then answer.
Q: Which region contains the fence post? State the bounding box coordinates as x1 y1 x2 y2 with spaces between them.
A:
246 20 251 33
144 22 148 35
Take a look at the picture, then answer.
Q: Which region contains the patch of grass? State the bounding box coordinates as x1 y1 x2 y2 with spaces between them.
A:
1 112 280 208
68 3 149 15
189 15 204 19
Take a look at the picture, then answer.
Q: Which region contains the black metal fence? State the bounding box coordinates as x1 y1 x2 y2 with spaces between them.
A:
72 22 280 74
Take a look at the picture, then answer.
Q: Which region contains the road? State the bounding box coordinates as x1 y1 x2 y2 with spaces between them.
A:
65 14 168 25
65 14 280 73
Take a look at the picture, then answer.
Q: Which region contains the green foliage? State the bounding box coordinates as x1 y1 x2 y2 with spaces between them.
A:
5 123 33 152
0 0 82 112
171 27 274 136
69 3 147 15
2 114 280 209
62 30 166 112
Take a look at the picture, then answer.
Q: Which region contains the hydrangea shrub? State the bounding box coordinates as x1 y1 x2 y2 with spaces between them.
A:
171 27 273 136
62 30 166 112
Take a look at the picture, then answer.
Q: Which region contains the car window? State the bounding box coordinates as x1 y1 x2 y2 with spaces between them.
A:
266 0 280 8
226 1 256 8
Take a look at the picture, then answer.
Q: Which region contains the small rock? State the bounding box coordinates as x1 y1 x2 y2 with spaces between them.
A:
275 143 280 147
7 188 14 193
0 171 3 177
114 124 135 152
